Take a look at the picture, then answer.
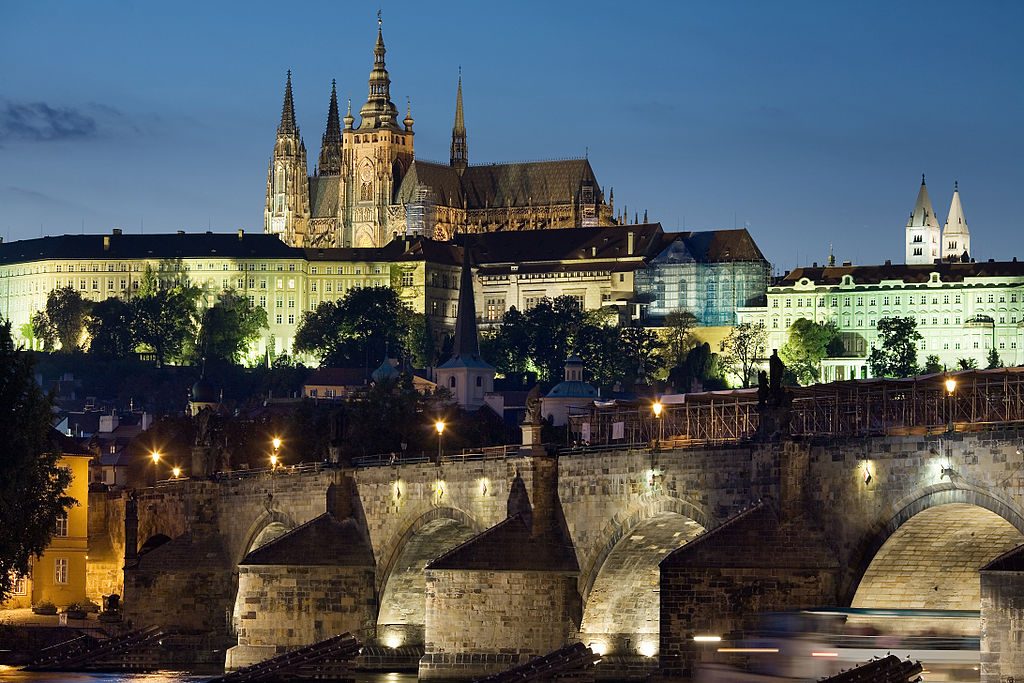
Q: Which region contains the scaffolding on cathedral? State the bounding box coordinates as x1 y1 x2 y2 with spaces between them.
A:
567 367 1024 448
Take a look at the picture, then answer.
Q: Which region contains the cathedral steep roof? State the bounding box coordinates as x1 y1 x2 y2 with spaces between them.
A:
309 176 341 218
907 175 940 229
944 182 969 236
460 158 601 210
394 158 603 211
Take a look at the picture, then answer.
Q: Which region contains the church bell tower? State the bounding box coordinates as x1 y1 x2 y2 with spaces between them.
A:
264 71 311 246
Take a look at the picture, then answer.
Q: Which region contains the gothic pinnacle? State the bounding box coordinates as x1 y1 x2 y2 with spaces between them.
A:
278 70 298 135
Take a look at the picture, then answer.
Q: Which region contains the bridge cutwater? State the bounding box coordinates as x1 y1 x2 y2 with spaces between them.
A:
88 369 1024 681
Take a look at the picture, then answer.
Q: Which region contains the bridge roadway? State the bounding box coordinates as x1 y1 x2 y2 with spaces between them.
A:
89 429 1024 681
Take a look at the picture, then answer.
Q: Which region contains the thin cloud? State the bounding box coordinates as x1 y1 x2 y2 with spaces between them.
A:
0 101 98 142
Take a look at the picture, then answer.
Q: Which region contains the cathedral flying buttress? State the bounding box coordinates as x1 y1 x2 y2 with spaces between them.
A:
264 15 616 250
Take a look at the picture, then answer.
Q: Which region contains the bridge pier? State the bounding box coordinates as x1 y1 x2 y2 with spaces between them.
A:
420 456 582 680
981 545 1024 683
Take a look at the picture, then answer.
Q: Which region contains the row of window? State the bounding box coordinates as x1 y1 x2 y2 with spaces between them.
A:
774 292 1019 308
772 314 1021 329
9 558 70 592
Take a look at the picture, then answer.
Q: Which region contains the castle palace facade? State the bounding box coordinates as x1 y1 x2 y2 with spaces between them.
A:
264 18 616 249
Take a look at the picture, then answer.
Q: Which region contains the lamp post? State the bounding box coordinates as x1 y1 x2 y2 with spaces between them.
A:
150 451 161 485
945 377 957 433
270 437 282 493
435 420 445 463
652 401 664 450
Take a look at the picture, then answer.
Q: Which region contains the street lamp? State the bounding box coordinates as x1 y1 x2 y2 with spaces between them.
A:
652 401 664 449
435 420 445 462
945 377 957 433
270 437 282 470
171 466 182 479
149 451 161 486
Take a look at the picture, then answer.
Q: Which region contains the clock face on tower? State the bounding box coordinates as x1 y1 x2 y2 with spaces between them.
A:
360 160 373 183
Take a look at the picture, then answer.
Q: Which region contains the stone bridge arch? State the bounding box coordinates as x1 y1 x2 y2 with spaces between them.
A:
844 484 1024 612
236 508 300 566
375 506 481 648
578 495 709 658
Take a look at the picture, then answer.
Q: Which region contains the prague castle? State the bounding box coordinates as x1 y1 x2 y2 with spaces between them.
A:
264 16 615 249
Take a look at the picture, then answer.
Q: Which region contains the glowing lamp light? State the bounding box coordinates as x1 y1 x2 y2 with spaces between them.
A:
811 651 839 657
693 635 722 643
652 401 663 418
383 633 403 649
435 420 445 435
638 641 658 658
588 641 608 656
272 437 282 451
150 451 161 464
270 454 279 468
945 378 957 395
435 480 446 498
172 466 182 478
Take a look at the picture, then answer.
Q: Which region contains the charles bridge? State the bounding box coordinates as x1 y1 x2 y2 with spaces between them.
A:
86 368 1024 681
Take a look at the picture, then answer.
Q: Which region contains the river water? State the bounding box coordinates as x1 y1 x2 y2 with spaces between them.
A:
0 671 417 683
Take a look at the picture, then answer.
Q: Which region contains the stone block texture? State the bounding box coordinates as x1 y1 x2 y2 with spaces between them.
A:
421 569 580 680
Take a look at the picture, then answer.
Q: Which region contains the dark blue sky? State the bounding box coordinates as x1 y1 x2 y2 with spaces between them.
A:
2 1 1021 271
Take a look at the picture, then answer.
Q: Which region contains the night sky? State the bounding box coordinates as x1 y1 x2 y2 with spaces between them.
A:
2 0 1021 272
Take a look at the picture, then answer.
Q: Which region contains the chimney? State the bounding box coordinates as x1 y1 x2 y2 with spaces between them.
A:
237 228 245 240
177 230 185 235
112 227 122 236
103 236 110 251
627 231 635 256
884 259 892 266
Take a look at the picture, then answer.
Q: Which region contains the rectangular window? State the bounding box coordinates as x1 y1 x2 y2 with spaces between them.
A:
275 298 283 309
287 298 295 309
55 513 68 537
12 575 27 595
92 279 99 291
248 278 255 288
259 295 267 308
237 278 245 288
311 282 318 292
883 296 889 306
401 272 414 287
289 264 296 272
831 297 838 306
772 300 779 308
275 314 283 325
955 295 962 304
311 266 318 275
54 558 68 585
309 388 318 397
785 299 791 308
287 314 295 324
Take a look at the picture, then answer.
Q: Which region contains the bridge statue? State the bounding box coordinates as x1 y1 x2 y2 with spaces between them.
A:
756 349 792 440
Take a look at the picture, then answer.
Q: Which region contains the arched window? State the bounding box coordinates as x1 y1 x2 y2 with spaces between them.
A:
449 377 456 388
476 376 482 387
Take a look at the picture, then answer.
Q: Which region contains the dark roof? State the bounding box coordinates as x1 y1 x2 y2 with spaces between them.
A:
309 176 341 218
0 232 298 264
661 501 838 570
983 544 1024 572
304 367 370 387
779 259 1024 287
462 159 601 209
427 514 579 572
462 224 664 268
48 428 92 457
241 513 374 567
396 158 602 210
394 160 464 206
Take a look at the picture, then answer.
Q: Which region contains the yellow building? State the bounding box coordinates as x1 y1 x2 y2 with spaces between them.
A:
3 431 92 609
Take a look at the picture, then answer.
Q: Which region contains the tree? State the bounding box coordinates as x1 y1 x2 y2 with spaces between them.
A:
525 297 588 383
868 317 922 378
131 266 202 367
618 325 666 385
197 291 269 364
0 321 74 601
779 318 840 386
87 298 137 358
987 348 1003 369
923 354 943 374
29 311 56 351
295 286 417 367
36 286 90 352
958 357 979 370
663 310 698 370
719 322 767 388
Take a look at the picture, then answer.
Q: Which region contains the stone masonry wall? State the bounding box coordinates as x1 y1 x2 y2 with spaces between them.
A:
421 569 580 680
226 564 376 670
659 565 837 679
981 569 1024 683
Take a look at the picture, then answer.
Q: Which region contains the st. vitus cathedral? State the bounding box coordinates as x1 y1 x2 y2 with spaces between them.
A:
264 16 617 248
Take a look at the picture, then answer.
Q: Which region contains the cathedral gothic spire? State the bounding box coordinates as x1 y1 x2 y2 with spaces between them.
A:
279 70 298 136
318 79 343 176
450 72 468 175
359 12 399 130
